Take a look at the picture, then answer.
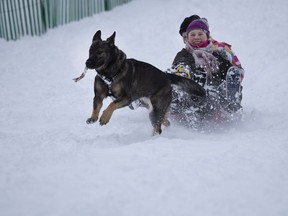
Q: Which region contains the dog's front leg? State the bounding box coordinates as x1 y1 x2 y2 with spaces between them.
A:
86 77 108 124
86 98 103 124
99 98 130 125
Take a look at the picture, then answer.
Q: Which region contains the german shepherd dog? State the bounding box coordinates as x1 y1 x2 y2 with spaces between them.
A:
82 30 205 134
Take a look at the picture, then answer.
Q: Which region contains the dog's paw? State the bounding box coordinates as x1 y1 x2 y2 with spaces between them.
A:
162 119 171 127
99 116 109 125
152 125 162 135
86 117 97 124
99 114 111 126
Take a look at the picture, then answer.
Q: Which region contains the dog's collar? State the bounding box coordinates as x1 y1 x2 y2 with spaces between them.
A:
98 74 113 85
98 61 127 85
97 69 122 85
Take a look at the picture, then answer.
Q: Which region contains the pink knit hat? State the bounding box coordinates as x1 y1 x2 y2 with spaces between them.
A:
186 18 210 38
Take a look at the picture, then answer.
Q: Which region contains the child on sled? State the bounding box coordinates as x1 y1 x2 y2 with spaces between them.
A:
170 16 245 125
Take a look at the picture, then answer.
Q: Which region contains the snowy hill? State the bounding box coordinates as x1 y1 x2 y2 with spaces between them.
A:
1 0 288 215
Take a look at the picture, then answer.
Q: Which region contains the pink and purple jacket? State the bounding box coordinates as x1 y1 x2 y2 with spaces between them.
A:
211 39 245 80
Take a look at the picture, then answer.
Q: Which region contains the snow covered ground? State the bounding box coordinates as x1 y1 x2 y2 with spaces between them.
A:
1 0 288 215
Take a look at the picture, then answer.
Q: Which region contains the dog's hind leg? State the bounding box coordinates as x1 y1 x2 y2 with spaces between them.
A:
150 113 171 135
150 88 172 135
150 111 170 135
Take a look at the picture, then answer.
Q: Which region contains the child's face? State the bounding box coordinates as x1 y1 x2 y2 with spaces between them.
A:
187 29 208 46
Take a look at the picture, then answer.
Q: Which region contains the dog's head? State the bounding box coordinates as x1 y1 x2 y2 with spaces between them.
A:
85 30 117 71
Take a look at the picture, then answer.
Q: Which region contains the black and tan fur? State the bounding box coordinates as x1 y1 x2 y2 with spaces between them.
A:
84 30 205 134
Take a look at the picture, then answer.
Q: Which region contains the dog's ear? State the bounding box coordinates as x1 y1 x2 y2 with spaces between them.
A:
106 31 116 45
92 30 102 42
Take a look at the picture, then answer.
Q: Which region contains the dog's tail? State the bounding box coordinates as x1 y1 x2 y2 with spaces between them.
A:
167 73 206 97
